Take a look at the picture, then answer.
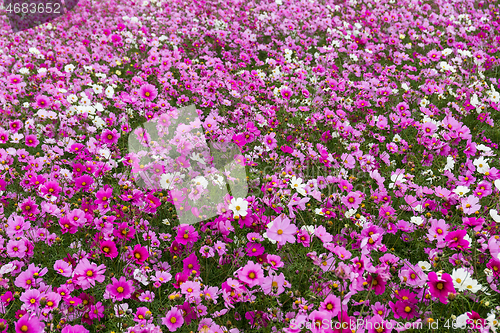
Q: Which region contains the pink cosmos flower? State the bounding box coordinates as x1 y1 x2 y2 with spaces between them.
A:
427 271 455 304
53 260 73 278
320 294 342 317
114 222 136 240
139 84 158 101
379 204 396 219
460 195 481 215
0 319 7 333
281 87 293 100
487 257 500 277
308 310 333 333
466 311 486 329
105 276 134 301
15 315 44 333
366 273 387 295
297 229 311 247
0 130 8 144
20 289 41 311
261 272 286 296
134 306 153 323
267 215 297 245
427 218 449 247
162 307 184 332
200 245 215 258
265 254 284 270
245 242 265 257
341 191 363 210
139 290 155 302
6 239 26 259
151 271 172 284
389 300 418 320
263 132 277 150
6 215 29 238
181 281 201 299
315 225 333 243
67 209 87 227
73 258 106 290
238 261 264 288
40 181 61 198
42 292 61 313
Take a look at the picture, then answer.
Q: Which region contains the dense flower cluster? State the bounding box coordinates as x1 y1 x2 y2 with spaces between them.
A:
0 0 500 332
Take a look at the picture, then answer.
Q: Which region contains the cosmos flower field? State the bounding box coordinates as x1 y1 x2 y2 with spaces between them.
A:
1 0 500 332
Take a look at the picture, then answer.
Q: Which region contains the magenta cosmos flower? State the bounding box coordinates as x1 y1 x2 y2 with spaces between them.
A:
101 128 120 145
162 307 184 332
131 244 149 264
427 271 455 304
280 87 293 100
106 276 135 301
15 315 44 333
139 84 158 101
267 215 297 245
238 261 264 288
40 181 61 198
61 325 89 333
445 229 470 249
100 240 118 259
175 225 199 245
35 95 50 109
74 175 94 191
24 135 39 148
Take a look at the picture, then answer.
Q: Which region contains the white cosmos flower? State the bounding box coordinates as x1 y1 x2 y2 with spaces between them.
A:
314 208 324 216
345 209 356 218
490 209 500 223
133 269 149 285
114 303 129 317
451 268 473 291
10 133 24 144
64 64 75 72
192 175 208 189
67 94 78 103
455 313 469 328
290 176 307 196
0 263 16 275
473 157 490 173
410 216 424 226
495 179 500 191
417 261 431 271
301 225 316 236
463 279 483 293
486 313 499 333
453 186 470 197
160 173 183 190
105 86 115 99
228 197 249 217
